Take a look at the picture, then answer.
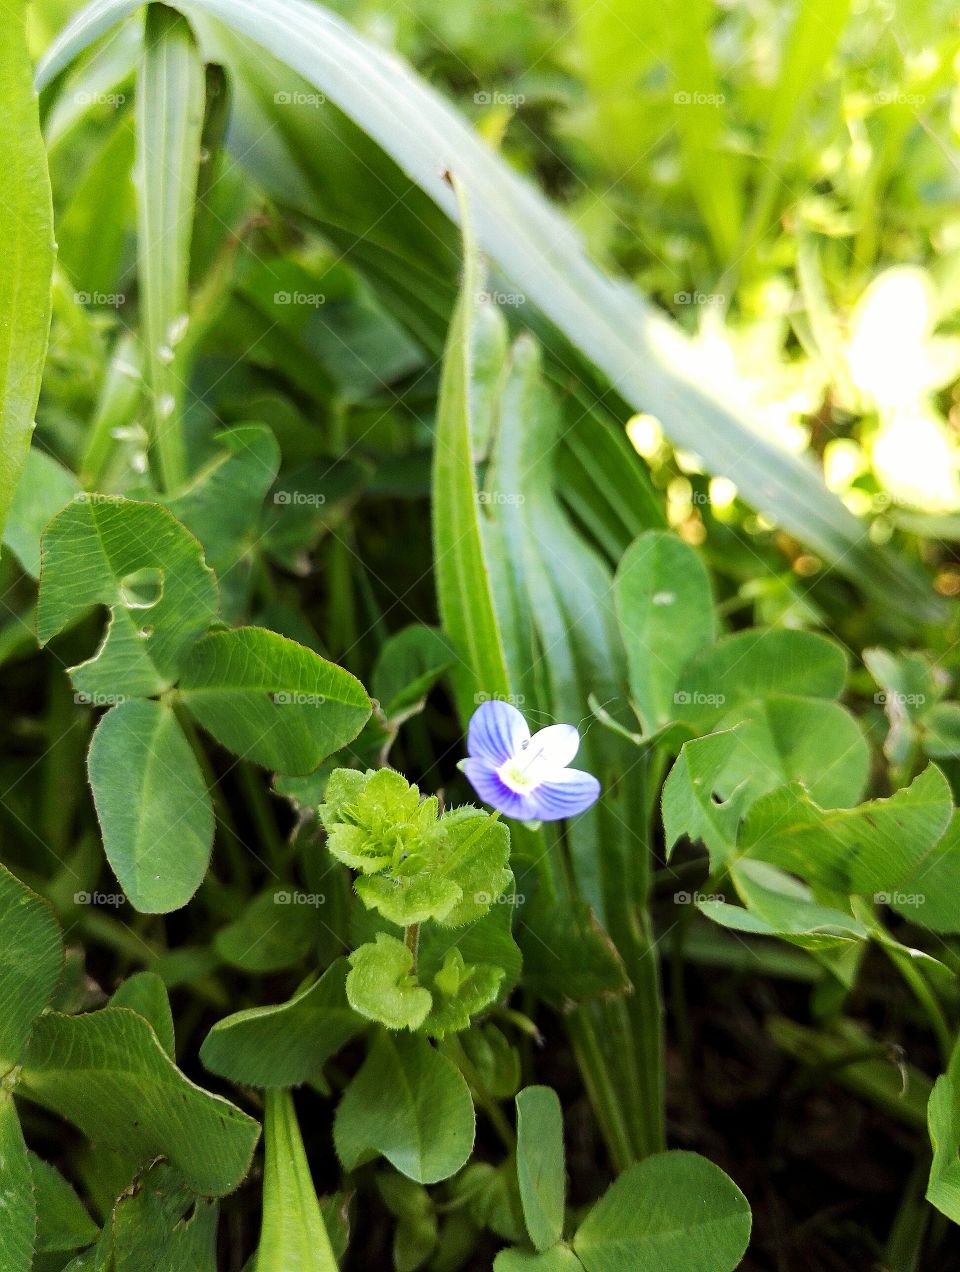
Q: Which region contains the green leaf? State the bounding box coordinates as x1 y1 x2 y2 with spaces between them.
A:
923 702 960 760
214 889 317 973
346 934 432 1032
495 1247 584 1271
88 699 214 914
432 186 513 719
0 1091 35 1272
672 629 848 730
572 1151 751 1271
37 498 219 697
663 697 869 867
662 731 753 867
698 860 868 956
321 768 441 876
425 950 504 1039
30 1153 99 1254
95 1162 218 1270
334 1031 475 1184
928 1049 960 1223
516 1086 566 1252
200 958 365 1088
741 764 954 899
881 810 960 934
614 531 715 732
517 892 629 1009
19 1008 260 1196
356 872 461 928
427 809 512 929
0 0 54 551
256 1090 338 1272
3 449 79 578
161 424 281 619
0 863 64 1071
107 971 175 1058
136 2 205 490
372 624 456 722
178 626 371 774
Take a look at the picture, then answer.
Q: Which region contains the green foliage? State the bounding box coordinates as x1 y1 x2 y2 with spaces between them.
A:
515 1086 566 1252
256 1090 338 1272
572 1151 751 1271
19 1008 260 1196
335 1031 476 1184
200 959 364 1087
88 699 214 912
7 0 960 1263
0 0 54 551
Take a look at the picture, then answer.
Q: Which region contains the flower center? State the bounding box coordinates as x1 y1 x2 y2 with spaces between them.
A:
497 744 549 795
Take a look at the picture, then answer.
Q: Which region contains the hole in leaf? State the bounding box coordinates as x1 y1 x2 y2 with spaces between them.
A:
119 567 164 609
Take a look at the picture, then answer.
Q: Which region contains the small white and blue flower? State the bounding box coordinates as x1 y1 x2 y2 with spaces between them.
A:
460 700 600 822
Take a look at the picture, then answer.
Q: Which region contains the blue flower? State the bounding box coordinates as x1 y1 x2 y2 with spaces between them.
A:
460 700 600 822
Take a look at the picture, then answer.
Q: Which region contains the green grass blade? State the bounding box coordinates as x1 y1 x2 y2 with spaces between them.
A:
431 184 512 719
0 0 55 548
135 3 205 490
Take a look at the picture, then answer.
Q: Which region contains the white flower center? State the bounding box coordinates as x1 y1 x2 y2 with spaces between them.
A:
497 743 550 794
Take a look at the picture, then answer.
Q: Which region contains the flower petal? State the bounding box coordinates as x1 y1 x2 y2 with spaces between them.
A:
468 700 529 765
461 758 539 819
527 723 581 771
526 768 601 822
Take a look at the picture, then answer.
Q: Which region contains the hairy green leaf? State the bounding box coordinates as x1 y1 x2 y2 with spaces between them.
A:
200 958 364 1088
88 699 214 913
37 498 219 697
179 626 371 774
335 1031 475 1183
0 863 63 1072
573 1151 750 1271
516 1086 566 1252
19 1008 260 1196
